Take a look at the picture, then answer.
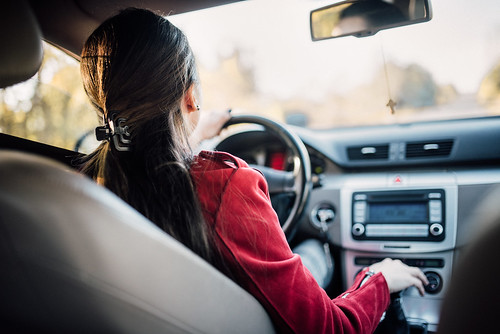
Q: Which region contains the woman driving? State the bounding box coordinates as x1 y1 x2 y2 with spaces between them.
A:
79 8 428 333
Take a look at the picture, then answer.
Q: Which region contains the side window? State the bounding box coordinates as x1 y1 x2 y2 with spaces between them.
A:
0 42 98 153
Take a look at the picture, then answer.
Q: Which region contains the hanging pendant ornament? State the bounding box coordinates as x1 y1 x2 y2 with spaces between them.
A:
386 99 397 115
381 41 397 116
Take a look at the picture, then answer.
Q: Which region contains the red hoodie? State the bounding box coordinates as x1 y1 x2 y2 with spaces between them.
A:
191 150 390 333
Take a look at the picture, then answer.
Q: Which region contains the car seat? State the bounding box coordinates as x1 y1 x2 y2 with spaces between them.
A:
438 185 500 334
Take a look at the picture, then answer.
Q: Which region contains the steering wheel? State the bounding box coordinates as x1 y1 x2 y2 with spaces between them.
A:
217 115 312 240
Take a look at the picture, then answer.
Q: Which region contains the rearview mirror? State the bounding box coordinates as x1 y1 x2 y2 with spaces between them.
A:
310 0 432 41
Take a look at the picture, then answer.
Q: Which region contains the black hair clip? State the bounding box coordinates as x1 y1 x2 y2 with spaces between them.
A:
95 112 132 152
95 124 111 141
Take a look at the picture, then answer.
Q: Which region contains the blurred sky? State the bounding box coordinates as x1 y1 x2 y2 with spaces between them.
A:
170 0 500 101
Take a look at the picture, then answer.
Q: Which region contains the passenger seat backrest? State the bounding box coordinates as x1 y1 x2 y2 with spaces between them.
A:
0 151 275 333
438 186 500 334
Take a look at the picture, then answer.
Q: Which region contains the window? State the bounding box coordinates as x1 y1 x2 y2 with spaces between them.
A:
0 42 98 152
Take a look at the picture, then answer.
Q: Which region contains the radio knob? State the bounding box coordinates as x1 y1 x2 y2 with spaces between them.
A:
429 223 443 236
352 223 365 236
424 271 442 294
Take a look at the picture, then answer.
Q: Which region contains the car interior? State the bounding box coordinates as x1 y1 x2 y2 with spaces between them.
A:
1 0 500 333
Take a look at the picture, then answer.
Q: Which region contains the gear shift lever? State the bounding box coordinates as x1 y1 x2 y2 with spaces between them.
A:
374 292 410 334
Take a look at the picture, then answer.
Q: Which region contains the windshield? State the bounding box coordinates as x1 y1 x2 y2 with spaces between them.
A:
1 0 499 152
170 0 500 129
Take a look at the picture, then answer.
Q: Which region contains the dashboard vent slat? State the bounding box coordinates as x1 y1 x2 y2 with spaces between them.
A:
406 140 454 158
347 144 389 160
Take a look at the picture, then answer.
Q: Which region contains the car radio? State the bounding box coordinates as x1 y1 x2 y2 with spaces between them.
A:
351 189 445 241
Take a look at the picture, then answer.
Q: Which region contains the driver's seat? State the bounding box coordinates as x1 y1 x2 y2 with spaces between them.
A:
0 150 275 333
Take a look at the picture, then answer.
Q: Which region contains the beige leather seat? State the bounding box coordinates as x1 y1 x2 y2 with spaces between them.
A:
0 151 275 333
438 186 500 334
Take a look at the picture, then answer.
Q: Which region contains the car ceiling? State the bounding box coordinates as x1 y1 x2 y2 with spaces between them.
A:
27 0 242 58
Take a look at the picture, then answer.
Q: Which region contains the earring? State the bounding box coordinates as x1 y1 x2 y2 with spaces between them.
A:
196 105 200 111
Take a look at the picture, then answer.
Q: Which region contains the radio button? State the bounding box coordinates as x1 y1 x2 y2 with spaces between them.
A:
366 224 428 237
430 216 442 223
429 212 442 223
353 216 365 223
354 194 367 201
353 201 366 223
429 200 442 223
429 200 442 209
354 201 366 211
352 223 365 236
429 223 444 236
430 212 442 223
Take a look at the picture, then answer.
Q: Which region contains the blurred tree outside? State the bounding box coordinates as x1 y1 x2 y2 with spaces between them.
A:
0 42 97 151
478 60 500 112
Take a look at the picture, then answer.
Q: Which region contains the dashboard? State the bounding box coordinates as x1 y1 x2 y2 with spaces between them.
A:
214 116 500 333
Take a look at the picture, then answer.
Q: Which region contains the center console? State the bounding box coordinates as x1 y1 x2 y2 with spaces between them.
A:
339 172 458 332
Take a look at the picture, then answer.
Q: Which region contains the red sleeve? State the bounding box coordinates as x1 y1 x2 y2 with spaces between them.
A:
214 165 390 334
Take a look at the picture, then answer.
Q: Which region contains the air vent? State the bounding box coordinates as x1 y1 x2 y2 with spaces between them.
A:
406 140 454 158
347 144 389 160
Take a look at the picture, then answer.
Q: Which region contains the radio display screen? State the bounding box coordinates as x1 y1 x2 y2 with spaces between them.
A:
368 202 427 223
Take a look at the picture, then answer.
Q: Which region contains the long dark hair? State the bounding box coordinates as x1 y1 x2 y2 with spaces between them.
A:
79 8 227 274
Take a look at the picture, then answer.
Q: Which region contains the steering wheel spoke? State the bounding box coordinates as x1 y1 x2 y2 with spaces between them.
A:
249 164 296 194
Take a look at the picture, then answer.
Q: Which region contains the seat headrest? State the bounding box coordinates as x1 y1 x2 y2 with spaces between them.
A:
0 0 43 88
